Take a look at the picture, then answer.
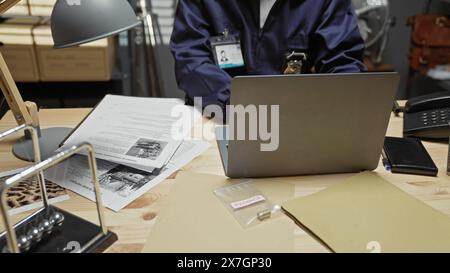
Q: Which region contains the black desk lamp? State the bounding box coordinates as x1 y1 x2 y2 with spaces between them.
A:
51 0 140 48
1 0 140 161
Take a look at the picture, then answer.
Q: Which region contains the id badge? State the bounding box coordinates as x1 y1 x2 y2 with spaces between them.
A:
210 30 245 69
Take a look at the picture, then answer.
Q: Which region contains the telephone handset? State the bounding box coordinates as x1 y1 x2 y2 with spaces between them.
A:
403 91 450 139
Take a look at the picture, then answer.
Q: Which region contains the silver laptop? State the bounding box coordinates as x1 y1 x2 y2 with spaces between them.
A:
216 72 400 178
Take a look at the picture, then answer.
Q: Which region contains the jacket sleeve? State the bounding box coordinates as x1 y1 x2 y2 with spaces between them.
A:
170 0 231 107
311 0 367 73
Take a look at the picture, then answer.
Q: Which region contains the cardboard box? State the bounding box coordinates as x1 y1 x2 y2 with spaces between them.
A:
0 23 116 82
29 5 53 17
29 0 56 17
29 0 56 6
3 0 55 19
33 26 115 82
3 0 30 16
4 0 56 17
3 0 51 24
0 24 40 82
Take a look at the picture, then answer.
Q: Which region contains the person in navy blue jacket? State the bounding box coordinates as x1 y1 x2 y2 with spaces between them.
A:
170 0 367 109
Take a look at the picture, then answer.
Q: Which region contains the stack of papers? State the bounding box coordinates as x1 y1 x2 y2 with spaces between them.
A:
45 95 209 211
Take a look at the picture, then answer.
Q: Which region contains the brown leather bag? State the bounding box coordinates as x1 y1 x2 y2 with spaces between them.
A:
407 15 450 73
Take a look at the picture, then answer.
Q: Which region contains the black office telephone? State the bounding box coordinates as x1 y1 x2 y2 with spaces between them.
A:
403 91 450 139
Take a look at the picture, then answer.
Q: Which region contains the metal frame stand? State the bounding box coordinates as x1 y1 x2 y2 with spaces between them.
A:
0 125 117 253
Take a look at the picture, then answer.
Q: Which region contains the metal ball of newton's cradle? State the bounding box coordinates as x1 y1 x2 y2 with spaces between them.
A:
49 211 65 227
12 212 65 252
38 218 54 235
5 211 66 252
27 226 43 243
17 235 31 252
36 212 64 233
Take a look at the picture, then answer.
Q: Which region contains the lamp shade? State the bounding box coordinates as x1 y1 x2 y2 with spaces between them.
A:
51 0 140 48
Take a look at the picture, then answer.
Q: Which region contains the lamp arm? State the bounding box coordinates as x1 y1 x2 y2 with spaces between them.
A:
0 52 34 126
0 0 39 128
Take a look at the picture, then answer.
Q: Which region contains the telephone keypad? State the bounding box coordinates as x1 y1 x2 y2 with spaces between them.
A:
419 110 449 126
404 107 450 139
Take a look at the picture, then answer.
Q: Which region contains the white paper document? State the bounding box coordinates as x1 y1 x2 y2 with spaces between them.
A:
61 95 196 169
45 140 210 211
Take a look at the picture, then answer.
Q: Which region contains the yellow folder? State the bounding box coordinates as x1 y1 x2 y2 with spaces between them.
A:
282 172 450 253
143 171 296 253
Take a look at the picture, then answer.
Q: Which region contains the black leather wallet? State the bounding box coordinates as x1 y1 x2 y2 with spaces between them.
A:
383 137 438 177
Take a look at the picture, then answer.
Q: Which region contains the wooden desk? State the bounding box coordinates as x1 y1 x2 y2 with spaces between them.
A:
1 108 450 253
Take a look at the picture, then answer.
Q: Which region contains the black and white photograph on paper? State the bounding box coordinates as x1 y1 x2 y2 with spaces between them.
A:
45 140 211 211
125 138 168 160
99 165 157 198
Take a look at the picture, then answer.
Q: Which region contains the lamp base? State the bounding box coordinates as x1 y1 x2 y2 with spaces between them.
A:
12 127 73 162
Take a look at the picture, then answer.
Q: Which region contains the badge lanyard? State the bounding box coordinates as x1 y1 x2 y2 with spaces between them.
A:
210 29 245 69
